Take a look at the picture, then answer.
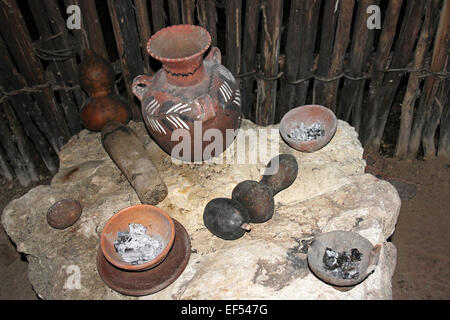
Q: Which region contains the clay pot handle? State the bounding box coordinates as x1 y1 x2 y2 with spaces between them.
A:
190 94 216 122
205 46 222 64
132 75 153 101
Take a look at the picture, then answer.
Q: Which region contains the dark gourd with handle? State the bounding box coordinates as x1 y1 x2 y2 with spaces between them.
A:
232 181 274 223
232 154 298 223
260 154 298 196
203 198 251 240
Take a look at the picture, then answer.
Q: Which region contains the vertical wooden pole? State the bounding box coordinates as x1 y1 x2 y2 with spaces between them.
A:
3 103 39 182
337 0 378 129
79 0 109 60
276 0 304 122
108 0 145 121
360 0 403 146
366 0 425 153
394 0 438 158
181 0 196 25
294 0 321 108
0 147 13 181
135 0 153 74
416 0 450 158
240 0 261 121
0 36 57 173
64 0 89 59
0 106 31 186
150 0 166 32
35 0 84 132
255 0 283 126
0 0 68 147
225 0 242 76
197 0 217 46
437 60 450 158
167 0 182 25
313 0 339 106
323 0 355 112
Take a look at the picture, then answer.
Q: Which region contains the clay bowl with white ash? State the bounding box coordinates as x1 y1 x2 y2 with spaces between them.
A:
307 230 381 287
100 204 175 271
280 105 337 152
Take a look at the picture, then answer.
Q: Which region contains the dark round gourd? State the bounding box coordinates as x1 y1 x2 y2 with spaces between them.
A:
47 199 82 229
260 154 298 195
203 198 251 240
232 180 274 223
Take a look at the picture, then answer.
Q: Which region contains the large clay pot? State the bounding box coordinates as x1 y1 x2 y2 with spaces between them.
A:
79 49 131 131
132 25 241 162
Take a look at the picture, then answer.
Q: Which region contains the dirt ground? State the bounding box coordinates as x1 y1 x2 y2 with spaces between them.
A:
0 154 449 300
365 152 450 300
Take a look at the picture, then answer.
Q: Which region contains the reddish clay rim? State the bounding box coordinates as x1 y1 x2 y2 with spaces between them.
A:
100 204 176 271
279 105 338 148
146 24 212 63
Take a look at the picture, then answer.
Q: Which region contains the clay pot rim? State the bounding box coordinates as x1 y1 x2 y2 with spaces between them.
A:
146 24 212 63
279 104 338 152
100 204 176 271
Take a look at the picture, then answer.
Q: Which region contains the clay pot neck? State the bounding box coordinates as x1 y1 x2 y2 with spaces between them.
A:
162 56 206 86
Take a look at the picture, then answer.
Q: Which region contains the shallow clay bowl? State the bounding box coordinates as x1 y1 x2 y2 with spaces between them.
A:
280 105 337 152
100 204 175 271
307 230 381 287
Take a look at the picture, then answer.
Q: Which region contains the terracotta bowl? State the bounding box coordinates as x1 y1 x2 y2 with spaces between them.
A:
100 205 175 271
279 105 337 152
307 230 381 287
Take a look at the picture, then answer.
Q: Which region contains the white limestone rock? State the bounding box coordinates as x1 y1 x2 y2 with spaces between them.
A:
1 120 400 300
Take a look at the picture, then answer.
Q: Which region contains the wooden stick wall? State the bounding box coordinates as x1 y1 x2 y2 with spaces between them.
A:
0 0 449 185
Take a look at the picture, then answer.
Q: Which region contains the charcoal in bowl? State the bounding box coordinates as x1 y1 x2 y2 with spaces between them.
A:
288 122 325 141
114 223 163 265
307 230 381 287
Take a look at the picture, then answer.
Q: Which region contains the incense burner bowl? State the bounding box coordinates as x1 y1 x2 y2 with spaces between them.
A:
280 105 337 153
100 205 175 271
307 230 381 287
132 25 242 162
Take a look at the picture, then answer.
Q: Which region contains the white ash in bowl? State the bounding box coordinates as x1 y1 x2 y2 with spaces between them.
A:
114 223 163 265
322 247 362 280
288 123 325 141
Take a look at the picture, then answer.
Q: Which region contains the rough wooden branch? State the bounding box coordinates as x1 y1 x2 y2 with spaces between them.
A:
197 0 217 46
107 0 145 122
276 0 305 122
366 0 425 153
240 0 261 121
225 0 242 76
134 0 153 74
79 0 109 60
360 0 403 146
0 0 69 146
294 0 321 109
313 0 339 106
167 0 181 25
255 0 283 126
150 0 166 32
0 104 31 186
323 0 355 111
0 146 13 181
419 0 450 158
394 0 437 158
101 121 168 205
338 0 378 130
181 0 196 25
